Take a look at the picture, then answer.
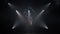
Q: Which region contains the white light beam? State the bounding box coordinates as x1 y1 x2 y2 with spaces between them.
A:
16 10 26 23
8 3 12 6
8 3 16 10
28 10 31 17
28 10 32 25
44 26 48 29
40 22 48 29
35 10 45 20
12 24 17 29
44 3 51 10
48 3 51 6
16 10 22 17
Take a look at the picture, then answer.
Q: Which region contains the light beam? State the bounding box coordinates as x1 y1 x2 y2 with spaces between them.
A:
8 3 12 6
12 25 16 29
44 26 48 29
28 10 32 25
48 3 51 6
40 22 48 29
16 10 26 23
16 10 24 20
35 10 45 20
8 3 16 10
16 10 22 17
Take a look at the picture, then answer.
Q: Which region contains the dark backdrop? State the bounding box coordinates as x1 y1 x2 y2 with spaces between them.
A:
1 0 60 34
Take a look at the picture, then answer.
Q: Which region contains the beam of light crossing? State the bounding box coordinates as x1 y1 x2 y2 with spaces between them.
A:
35 10 45 20
48 3 51 6
12 10 24 29
34 3 51 29
28 10 32 25
35 3 51 20
16 10 26 23
16 10 24 20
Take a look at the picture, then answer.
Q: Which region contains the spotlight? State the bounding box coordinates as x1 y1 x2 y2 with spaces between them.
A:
16 10 24 19
16 10 21 17
43 3 51 10
28 10 32 25
16 10 26 23
39 10 45 15
8 3 13 6
46 3 51 8
28 10 31 17
12 24 16 29
48 3 51 6
44 26 48 29
35 10 45 20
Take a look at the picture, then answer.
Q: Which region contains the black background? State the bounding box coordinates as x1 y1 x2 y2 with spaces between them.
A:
1 0 60 34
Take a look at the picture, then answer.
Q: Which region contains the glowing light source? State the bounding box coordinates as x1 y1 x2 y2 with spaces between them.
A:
16 10 21 16
12 24 16 29
8 3 13 6
48 3 51 6
16 10 26 23
28 10 32 25
28 10 31 17
11 4 50 30
44 26 48 29
35 10 45 20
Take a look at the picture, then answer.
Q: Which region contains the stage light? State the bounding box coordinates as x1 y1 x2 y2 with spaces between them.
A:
39 21 48 29
8 3 12 6
28 10 31 17
12 24 16 29
16 10 21 17
16 10 26 23
46 3 51 8
48 3 51 6
16 10 24 20
28 10 32 25
44 26 48 29
35 10 45 20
